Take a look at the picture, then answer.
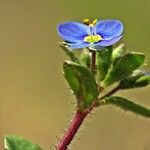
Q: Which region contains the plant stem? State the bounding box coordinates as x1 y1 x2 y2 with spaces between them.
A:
99 85 120 100
56 110 89 150
91 51 96 74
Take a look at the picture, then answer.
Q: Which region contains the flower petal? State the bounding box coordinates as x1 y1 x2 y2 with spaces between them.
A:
68 41 90 49
95 20 123 39
96 35 122 47
57 22 90 43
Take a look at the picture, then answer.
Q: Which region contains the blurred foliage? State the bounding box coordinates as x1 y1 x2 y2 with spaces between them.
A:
4 135 41 150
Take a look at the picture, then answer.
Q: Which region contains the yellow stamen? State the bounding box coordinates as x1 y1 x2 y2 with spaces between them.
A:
92 19 97 25
82 18 90 25
84 35 102 43
82 18 98 27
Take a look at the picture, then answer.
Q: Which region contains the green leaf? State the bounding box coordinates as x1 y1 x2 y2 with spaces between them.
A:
120 70 150 89
79 49 91 68
102 96 150 118
111 44 125 62
4 135 42 150
63 61 98 110
96 48 112 82
119 70 145 89
59 43 80 63
135 75 150 87
103 52 145 87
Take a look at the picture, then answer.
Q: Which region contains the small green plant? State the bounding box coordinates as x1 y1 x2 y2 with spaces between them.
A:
4 19 150 150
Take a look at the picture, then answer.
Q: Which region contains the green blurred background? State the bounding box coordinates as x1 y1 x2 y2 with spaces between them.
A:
0 1 150 150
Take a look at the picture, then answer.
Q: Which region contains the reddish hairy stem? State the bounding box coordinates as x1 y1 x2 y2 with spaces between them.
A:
91 51 96 74
56 110 89 150
56 51 97 150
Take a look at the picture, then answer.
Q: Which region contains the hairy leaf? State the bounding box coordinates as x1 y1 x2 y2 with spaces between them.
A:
59 43 79 63
4 135 42 150
96 48 112 82
111 44 126 63
119 70 145 89
135 75 150 87
79 49 91 68
63 61 98 109
103 52 145 87
102 96 150 118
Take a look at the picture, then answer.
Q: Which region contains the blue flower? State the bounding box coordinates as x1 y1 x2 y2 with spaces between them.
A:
57 19 123 50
